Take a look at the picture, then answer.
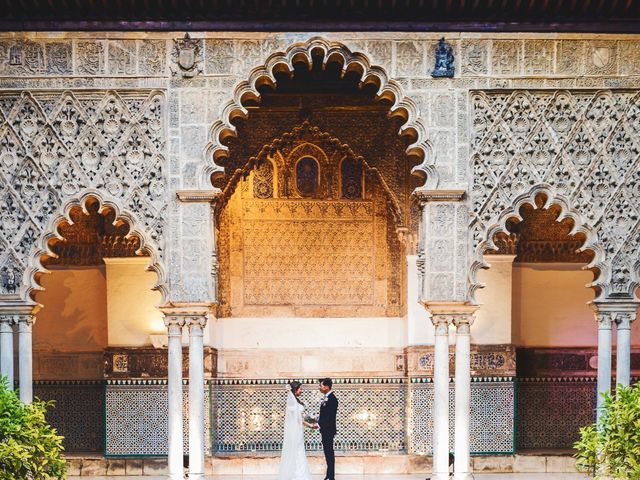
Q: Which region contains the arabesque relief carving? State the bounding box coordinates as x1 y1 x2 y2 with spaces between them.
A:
470 90 640 301
0 90 166 299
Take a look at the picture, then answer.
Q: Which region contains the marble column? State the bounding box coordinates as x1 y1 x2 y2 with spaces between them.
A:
17 315 35 404
616 313 633 388
0 315 15 388
593 302 638 419
164 315 185 480
612 304 638 388
187 315 207 480
595 311 612 418
453 309 477 480
430 311 451 480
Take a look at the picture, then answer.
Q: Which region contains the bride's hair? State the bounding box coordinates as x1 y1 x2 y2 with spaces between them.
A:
289 380 304 405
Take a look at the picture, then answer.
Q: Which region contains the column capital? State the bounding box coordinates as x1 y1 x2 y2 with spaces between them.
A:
591 301 638 329
185 315 207 330
0 314 17 327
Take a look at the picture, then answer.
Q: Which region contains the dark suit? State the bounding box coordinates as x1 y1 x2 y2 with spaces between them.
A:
318 392 338 480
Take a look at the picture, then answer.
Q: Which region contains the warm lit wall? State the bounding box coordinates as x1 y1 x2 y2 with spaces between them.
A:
104 257 163 347
34 266 108 352
474 255 516 345
406 255 434 345
512 263 640 347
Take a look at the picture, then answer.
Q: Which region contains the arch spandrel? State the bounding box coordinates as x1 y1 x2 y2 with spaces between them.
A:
0 89 169 305
469 89 640 303
198 37 437 193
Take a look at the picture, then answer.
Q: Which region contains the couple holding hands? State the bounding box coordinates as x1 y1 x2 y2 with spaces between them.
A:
279 378 338 480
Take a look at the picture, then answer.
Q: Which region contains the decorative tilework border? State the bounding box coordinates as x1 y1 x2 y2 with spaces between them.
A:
515 377 597 450
408 379 515 455
104 384 211 456
34 381 105 453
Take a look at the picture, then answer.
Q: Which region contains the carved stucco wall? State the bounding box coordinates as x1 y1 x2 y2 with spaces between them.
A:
0 88 167 302
0 33 639 308
470 89 640 302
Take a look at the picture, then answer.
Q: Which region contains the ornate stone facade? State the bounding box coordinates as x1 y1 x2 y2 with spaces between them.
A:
0 32 639 469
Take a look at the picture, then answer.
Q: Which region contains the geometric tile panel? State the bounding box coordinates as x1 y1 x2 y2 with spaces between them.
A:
105 382 210 456
211 379 406 454
409 378 515 455
516 378 596 450
34 381 105 453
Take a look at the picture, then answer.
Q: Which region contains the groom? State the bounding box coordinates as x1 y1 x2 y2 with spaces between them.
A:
317 378 338 480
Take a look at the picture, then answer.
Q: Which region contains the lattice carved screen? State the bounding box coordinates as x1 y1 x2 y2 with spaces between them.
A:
217 133 403 318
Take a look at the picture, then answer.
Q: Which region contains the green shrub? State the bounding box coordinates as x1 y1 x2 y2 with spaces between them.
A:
575 382 640 479
0 377 67 480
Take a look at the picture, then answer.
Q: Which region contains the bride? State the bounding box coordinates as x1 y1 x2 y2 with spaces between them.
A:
278 381 314 480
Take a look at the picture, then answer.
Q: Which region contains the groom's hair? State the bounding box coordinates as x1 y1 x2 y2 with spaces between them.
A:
320 378 333 389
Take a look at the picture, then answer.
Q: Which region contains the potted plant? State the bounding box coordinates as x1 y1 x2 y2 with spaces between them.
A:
0 377 67 479
575 383 640 479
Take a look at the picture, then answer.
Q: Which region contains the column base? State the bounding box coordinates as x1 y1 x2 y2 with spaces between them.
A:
454 472 473 480
188 473 204 480
167 473 184 480
430 473 451 480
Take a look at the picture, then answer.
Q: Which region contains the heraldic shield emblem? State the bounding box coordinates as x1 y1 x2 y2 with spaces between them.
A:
172 33 202 77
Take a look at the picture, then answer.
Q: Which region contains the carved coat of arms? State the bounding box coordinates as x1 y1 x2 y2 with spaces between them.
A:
171 33 202 78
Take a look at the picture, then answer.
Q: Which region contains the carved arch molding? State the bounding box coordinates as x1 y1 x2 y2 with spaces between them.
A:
0 90 168 302
216 123 405 318
470 89 640 302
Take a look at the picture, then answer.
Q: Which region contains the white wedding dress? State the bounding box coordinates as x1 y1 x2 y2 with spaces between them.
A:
278 391 312 480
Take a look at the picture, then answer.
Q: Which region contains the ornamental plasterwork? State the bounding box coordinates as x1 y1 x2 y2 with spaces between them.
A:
470 90 640 301
0 90 167 301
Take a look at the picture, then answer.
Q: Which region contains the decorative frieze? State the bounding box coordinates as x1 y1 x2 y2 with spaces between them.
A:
103 346 218 379
405 344 516 377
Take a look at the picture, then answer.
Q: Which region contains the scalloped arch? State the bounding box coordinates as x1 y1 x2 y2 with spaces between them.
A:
23 189 168 304
468 185 607 303
199 37 436 191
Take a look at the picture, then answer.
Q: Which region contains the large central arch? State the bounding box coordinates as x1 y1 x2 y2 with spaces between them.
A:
197 37 436 192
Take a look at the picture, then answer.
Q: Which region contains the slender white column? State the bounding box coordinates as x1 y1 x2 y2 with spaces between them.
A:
432 315 451 480
596 312 612 419
165 316 185 480
0 315 15 389
17 315 34 404
188 316 207 480
454 315 474 480
616 314 633 388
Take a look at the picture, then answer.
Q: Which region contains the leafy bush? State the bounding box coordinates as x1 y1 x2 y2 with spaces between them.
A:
0 377 67 479
575 382 640 479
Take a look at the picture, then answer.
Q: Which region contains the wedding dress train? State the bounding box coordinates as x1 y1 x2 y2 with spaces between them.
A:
278 391 313 480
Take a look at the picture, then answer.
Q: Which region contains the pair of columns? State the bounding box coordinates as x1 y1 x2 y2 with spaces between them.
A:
424 302 478 480
594 302 638 419
0 308 35 404
162 307 209 480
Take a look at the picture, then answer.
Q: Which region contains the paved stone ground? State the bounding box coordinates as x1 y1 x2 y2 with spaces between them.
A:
69 474 590 479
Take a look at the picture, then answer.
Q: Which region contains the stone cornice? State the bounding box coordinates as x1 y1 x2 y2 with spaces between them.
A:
413 189 466 203
176 190 222 203
159 303 216 318
421 301 479 316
